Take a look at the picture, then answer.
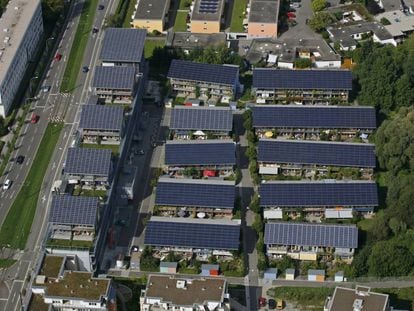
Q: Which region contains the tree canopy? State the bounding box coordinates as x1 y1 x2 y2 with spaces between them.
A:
311 0 327 12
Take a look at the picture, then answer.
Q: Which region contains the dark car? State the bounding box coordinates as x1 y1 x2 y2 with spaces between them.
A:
98 4 105 10
92 27 99 34
82 66 89 73
16 155 24 164
268 299 276 310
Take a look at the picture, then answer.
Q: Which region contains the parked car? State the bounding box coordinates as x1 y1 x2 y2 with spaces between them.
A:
258 297 267 308
42 86 50 93
3 179 11 190
54 53 62 61
98 4 105 10
268 299 276 310
31 114 39 124
82 66 89 73
290 2 301 8
92 27 99 34
16 155 25 164
276 299 284 310
287 12 296 18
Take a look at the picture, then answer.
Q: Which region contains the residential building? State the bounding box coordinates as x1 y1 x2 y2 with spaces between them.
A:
132 0 171 32
99 28 146 72
259 180 378 218
252 68 353 104
375 10 414 43
140 275 230 311
264 222 358 261
257 139 376 178
48 195 99 246
0 0 44 117
167 32 226 52
168 60 239 101
144 216 240 259
91 66 137 104
165 139 236 176
252 105 376 140
79 104 124 144
64 147 113 188
155 177 235 217
170 106 233 139
247 0 280 38
190 0 225 33
324 286 390 311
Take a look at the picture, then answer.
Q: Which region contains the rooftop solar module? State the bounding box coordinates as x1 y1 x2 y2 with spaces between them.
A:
165 139 236 166
155 178 235 209
79 105 124 131
170 106 233 131
65 148 112 176
252 105 376 129
264 222 358 248
252 68 353 90
168 60 239 86
92 66 135 90
259 180 378 207
100 28 146 63
50 195 98 226
144 216 240 250
258 139 376 168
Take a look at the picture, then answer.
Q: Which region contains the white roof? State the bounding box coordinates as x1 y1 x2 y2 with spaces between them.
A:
325 209 353 219
376 10 414 37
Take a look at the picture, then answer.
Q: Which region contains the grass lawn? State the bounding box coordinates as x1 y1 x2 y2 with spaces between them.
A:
230 0 248 32
47 239 93 249
179 266 200 274
81 143 119 155
268 287 334 309
60 0 99 92
144 39 166 59
179 0 191 10
0 259 17 269
0 123 63 249
73 188 107 199
376 287 414 310
122 0 136 27
174 11 188 32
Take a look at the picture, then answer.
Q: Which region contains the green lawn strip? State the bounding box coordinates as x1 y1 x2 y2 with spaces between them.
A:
60 0 99 92
174 11 188 32
0 123 63 249
122 0 136 27
179 267 200 274
46 239 93 249
179 0 191 10
268 287 334 308
81 143 119 155
0 259 17 269
144 39 166 59
375 288 414 310
230 0 248 32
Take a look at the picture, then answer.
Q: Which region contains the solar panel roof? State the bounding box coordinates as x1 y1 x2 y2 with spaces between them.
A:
92 66 135 90
252 105 376 129
144 216 240 250
65 148 112 176
258 139 376 168
155 177 235 209
252 68 353 90
100 28 146 63
167 60 239 86
79 105 124 131
165 139 236 166
170 106 233 131
264 222 358 248
259 180 378 207
50 195 98 226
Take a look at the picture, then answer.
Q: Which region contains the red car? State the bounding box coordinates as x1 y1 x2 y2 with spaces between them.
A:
31 114 39 124
287 12 296 18
259 297 267 308
54 53 62 61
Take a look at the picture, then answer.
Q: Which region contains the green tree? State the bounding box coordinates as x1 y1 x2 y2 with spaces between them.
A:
294 58 312 68
311 0 327 12
42 0 65 24
0 117 7 136
380 17 391 25
308 12 334 32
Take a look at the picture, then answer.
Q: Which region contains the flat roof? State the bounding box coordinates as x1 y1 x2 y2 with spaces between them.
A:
65 147 112 177
258 139 376 168
168 59 239 86
170 106 233 131
265 222 358 248
50 195 99 226
168 32 226 50
134 0 170 20
191 0 224 21
253 68 353 90
248 0 280 24
92 66 136 90
376 10 414 37
40 255 65 279
252 105 376 129
100 28 146 63
79 105 124 131
328 286 389 311
0 0 41 85
259 180 378 207
145 275 226 306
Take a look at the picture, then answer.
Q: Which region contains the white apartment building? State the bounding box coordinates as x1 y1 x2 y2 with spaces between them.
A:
0 0 44 117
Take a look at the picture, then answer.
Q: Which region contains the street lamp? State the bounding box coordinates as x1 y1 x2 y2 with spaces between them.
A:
46 37 55 50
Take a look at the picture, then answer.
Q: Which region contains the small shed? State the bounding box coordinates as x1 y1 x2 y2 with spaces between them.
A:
201 264 219 276
285 268 295 280
263 208 283 220
335 271 344 282
308 269 325 282
130 252 140 270
264 268 278 280
160 262 178 274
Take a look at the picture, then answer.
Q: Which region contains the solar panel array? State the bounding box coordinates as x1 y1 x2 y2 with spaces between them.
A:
168 59 239 86
92 66 135 90
252 68 353 90
264 222 358 248
79 105 124 131
65 147 112 176
170 107 233 131
100 28 146 63
165 140 236 166
50 195 98 226
199 0 219 13
259 181 378 207
258 139 376 168
155 179 235 209
144 218 240 250
252 105 376 129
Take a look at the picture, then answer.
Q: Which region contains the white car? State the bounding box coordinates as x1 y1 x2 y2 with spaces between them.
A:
3 179 11 190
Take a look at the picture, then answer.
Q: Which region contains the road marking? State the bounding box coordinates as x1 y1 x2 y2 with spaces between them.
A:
30 136 34 142
10 191 15 198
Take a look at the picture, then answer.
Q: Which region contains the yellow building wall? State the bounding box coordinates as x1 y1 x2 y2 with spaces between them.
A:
191 20 221 34
299 252 318 261
132 19 164 33
248 22 278 38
